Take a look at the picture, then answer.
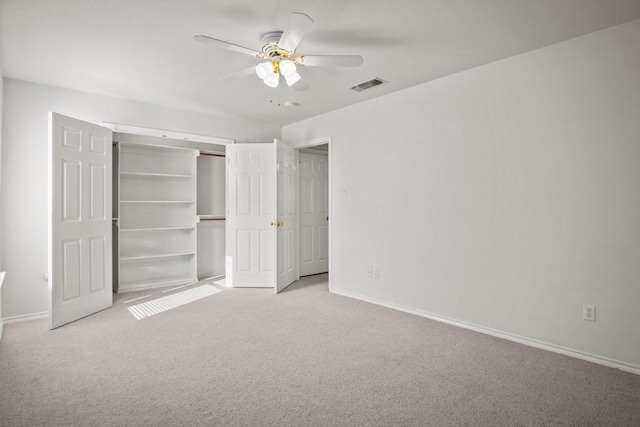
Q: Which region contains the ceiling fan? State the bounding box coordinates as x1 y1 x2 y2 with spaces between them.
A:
194 12 364 89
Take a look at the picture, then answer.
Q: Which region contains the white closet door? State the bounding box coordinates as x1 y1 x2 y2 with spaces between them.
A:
299 152 329 276
275 139 298 293
226 143 277 287
48 112 112 329
226 140 298 291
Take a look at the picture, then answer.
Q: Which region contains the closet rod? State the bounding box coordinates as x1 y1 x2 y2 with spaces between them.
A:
200 153 225 158
200 217 225 221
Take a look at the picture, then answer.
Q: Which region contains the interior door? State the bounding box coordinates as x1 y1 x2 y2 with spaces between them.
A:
275 139 298 292
48 112 113 329
299 152 329 276
226 143 277 287
226 140 298 292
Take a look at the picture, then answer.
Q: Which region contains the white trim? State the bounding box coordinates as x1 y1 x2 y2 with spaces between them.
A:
3 311 49 325
0 272 4 341
298 147 328 155
102 122 235 145
292 136 333 292
288 136 329 149
332 288 640 376
118 140 198 153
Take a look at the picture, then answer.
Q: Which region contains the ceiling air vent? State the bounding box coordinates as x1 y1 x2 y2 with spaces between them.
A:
350 78 386 92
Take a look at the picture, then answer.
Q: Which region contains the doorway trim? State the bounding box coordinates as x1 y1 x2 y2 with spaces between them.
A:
288 136 333 292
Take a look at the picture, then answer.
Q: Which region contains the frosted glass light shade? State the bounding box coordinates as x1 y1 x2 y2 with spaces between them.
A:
285 72 301 86
279 60 297 77
256 62 274 80
264 73 280 88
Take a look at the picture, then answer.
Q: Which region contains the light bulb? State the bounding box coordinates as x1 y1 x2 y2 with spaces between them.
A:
255 62 273 80
285 72 301 87
264 73 280 88
279 60 297 77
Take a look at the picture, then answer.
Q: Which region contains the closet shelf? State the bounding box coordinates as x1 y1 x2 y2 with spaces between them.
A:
120 172 194 179
118 276 198 293
120 200 196 204
120 226 195 232
120 252 196 263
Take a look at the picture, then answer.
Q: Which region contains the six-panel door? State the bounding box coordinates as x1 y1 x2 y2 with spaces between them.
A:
49 112 113 329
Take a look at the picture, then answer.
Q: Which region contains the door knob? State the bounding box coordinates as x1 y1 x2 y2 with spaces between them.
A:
278 221 284 227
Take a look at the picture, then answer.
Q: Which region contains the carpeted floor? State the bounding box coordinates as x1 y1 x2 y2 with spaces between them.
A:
1 273 639 426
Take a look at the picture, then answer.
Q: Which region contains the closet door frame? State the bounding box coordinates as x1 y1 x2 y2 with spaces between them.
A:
287 136 333 292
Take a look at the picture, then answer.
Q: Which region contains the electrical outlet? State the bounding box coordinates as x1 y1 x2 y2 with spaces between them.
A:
373 268 379 279
367 268 373 278
583 304 596 322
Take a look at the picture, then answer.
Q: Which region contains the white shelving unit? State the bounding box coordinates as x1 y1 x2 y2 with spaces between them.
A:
117 143 198 291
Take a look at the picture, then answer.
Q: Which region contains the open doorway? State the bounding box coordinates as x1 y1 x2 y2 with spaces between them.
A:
294 137 332 291
299 145 328 276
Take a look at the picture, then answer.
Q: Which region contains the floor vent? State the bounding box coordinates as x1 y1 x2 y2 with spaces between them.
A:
351 78 386 92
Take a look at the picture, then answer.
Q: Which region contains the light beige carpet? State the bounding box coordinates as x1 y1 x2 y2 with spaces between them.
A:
1 273 639 426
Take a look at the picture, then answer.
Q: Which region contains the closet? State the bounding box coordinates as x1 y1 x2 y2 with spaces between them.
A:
196 153 226 279
112 132 226 292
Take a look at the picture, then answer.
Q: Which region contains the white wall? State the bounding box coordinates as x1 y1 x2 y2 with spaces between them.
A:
0 66 4 267
0 67 3 338
0 79 280 319
284 20 640 371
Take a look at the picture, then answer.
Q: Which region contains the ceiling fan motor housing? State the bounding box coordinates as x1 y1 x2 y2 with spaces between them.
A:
261 31 284 57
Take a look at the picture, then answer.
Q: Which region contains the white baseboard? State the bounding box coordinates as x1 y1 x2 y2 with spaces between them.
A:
332 288 640 376
3 311 49 325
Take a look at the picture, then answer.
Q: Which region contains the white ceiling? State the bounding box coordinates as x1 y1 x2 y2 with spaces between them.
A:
2 0 640 127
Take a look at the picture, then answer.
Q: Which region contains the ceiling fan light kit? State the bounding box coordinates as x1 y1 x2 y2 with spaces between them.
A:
279 60 297 77
254 38 304 88
194 12 364 90
255 59 302 88
255 62 274 80
284 72 301 86
264 72 280 88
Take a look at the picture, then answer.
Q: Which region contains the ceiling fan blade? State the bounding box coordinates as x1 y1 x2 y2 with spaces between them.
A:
278 12 314 52
193 35 260 57
218 66 257 82
301 55 364 67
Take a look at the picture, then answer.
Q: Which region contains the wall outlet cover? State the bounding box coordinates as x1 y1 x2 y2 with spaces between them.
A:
583 304 596 321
